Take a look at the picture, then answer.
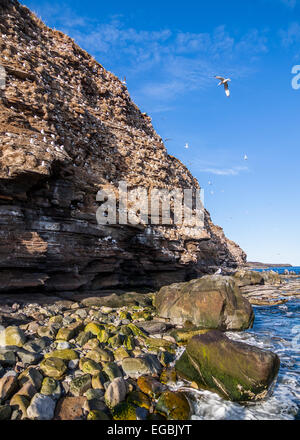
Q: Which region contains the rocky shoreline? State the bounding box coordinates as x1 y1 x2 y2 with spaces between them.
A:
1 269 297 420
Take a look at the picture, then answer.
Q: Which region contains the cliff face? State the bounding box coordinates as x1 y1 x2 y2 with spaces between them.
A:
0 0 246 294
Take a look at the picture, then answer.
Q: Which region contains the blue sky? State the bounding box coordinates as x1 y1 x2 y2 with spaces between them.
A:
23 0 300 264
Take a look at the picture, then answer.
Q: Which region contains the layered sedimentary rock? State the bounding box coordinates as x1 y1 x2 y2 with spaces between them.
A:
0 0 246 294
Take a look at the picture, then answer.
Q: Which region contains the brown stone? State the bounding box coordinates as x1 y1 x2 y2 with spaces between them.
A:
0 375 19 402
54 396 87 420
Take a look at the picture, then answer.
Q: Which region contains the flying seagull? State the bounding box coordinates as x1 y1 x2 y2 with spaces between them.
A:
244 154 248 161
184 143 189 149
215 76 231 97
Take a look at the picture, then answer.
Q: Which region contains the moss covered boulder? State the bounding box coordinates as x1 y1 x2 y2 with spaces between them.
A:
86 347 113 363
137 375 165 398
175 330 280 402
155 391 191 420
70 374 92 396
79 358 102 375
0 326 26 347
112 402 137 420
40 357 67 379
45 349 78 361
155 275 254 330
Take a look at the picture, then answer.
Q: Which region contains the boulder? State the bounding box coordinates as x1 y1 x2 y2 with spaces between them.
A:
233 270 265 287
0 326 26 347
122 355 162 378
155 391 191 420
54 396 86 420
155 275 254 330
105 377 127 408
27 394 56 420
175 330 280 402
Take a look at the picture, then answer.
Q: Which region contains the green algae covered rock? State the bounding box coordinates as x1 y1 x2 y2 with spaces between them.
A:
87 409 111 420
40 357 67 380
97 330 110 343
0 326 26 347
155 391 191 420
175 330 280 402
56 321 83 341
45 349 78 361
127 390 151 409
112 402 137 420
40 377 61 399
137 375 165 398
70 374 92 396
103 362 122 381
160 368 177 385
79 358 102 375
84 322 104 336
170 328 209 343
86 347 113 363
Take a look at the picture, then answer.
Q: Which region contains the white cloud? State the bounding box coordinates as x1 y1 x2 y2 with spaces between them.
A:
280 22 300 46
198 166 249 176
25 1 269 102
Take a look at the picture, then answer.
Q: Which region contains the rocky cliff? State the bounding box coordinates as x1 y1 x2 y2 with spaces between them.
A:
0 0 246 295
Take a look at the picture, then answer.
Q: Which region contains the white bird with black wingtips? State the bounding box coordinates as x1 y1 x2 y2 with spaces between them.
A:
215 76 231 97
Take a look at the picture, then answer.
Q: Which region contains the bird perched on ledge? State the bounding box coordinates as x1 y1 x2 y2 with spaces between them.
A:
215 76 231 97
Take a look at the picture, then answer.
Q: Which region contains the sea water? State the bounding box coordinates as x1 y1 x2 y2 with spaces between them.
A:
174 273 300 420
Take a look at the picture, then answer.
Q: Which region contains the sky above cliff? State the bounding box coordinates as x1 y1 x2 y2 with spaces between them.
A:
23 0 300 265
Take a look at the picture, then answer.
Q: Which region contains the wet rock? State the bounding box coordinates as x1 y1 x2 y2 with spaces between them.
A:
159 351 175 367
127 390 151 409
155 275 254 330
137 375 166 398
160 368 177 385
105 377 127 408
175 330 280 402
155 391 191 420
27 393 56 420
